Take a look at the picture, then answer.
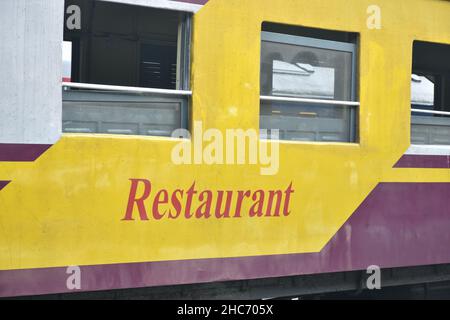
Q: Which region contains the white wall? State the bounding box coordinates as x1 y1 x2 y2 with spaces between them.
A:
0 0 64 144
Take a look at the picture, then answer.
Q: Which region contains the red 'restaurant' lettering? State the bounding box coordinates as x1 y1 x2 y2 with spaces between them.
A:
122 179 152 221
153 190 169 220
122 180 295 221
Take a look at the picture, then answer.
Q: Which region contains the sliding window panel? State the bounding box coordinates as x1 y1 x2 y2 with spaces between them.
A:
63 90 188 137
412 116 450 145
260 100 354 142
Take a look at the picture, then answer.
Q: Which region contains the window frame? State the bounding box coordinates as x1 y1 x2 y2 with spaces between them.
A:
260 30 359 143
62 5 193 138
410 40 450 146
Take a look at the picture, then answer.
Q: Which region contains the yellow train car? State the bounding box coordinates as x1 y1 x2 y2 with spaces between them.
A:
0 0 449 298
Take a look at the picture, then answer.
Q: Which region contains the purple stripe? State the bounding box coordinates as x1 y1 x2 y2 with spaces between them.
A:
0 144 52 162
1 182 450 297
0 181 11 191
395 154 449 168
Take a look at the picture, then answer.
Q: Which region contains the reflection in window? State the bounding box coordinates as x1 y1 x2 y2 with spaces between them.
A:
271 60 336 99
411 74 434 115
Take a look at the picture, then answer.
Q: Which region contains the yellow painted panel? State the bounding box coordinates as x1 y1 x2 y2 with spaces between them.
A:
1 0 450 271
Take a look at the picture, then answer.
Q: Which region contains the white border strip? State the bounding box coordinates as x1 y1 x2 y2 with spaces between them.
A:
98 0 203 13
63 82 192 96
405 144 450 156
412 108 450 116
260 95 360 107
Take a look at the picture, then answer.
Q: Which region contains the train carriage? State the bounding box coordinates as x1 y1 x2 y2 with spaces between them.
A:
0 0 450 298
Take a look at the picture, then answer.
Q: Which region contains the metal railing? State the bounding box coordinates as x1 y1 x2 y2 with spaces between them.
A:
62 82 192 97
260 95 360 107
411 108 450 116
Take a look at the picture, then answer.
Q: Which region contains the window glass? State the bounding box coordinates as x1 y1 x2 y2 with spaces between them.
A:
261 101 353 142
411 74 435 115
261 41 353 101
140 43 178 90
411 41 450 145
62 91 184 136
62 0 191 137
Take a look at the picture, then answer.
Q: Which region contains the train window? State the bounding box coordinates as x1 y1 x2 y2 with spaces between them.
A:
62 0 191 137
260 23 359 143
411 41 450 145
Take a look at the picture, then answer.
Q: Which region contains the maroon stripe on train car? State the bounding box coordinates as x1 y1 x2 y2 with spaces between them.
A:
0 181 11 191
394 154 450 168
1 182 450 297
0 144 52 162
